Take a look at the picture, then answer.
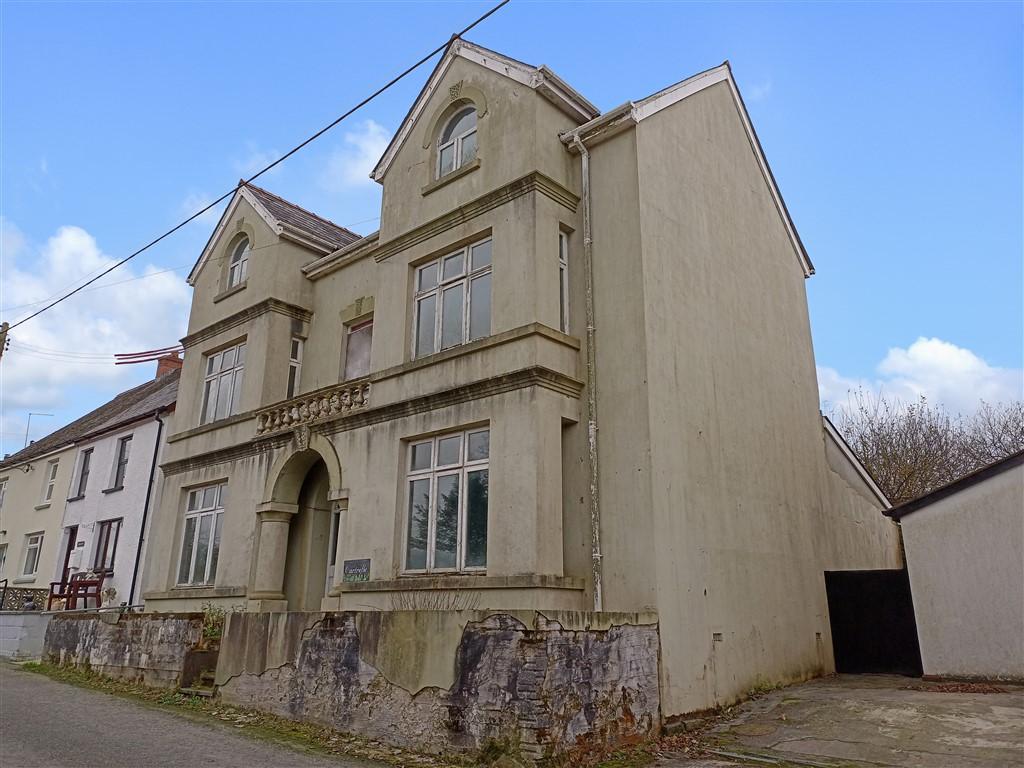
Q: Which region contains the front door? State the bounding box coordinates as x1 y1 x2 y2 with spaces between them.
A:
60 525 78 584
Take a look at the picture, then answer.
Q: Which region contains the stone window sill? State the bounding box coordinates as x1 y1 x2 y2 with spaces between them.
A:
33 502 51 511
338 573 585 593
213 281 247 304
421 158 480 197
66 495 85 503
143 585 246 601
12 577 37 585
102 486 124 495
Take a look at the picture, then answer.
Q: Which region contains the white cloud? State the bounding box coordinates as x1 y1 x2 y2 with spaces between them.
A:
179 190 224 227
234 141 283 178
0 218 190 418
320 120 391 192
819 337 1023 414
745 79 773 103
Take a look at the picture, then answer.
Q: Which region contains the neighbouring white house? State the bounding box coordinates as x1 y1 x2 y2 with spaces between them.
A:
885 450 1024 682
55 360 180 608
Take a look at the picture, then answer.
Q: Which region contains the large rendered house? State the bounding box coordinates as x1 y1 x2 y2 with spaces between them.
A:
141 39 901 716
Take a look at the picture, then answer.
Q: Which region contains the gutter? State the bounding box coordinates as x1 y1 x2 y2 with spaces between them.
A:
129 411 164 606
569 133 604 612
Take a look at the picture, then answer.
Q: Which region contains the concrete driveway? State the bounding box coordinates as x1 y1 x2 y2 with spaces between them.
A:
660 674 1024 767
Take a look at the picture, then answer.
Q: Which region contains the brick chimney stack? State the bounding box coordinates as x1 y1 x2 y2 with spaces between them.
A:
156 353 183 378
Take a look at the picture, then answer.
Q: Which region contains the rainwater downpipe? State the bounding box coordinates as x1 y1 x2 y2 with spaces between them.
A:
572 133 604 613
129 411 164 606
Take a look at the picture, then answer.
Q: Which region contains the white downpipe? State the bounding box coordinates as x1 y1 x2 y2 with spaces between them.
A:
572 134 603 613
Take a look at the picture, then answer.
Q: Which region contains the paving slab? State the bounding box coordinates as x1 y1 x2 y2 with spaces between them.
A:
658 674 1024 767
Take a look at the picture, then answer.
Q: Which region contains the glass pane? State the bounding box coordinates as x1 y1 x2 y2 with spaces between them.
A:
120 437 131 461
438 143 455 176
178 517 196 584
469 273 491 341
239 257 248 282
441 108 476 143
188 490 199 511
291 339 300 359
465 469 489 567
202 487 217 509
441 285 464 350
217 484 227 508
236 344 246 365
418 263 438 292
442 253 464 281
287 365 298 399
410 442 432 472
406 479 430 570
193 515 212 584
471 240 492 270
215 374 232 420
230 369 244 414
415 295 436 357
206 355 217 376
434 475 460 569
343 324 372 380
221 347 235 370
559 264 567 332
208 513 223 583
460 130 477 166
468 431 489 461
202 380 217 424
228 263 240 287
437 435 461 466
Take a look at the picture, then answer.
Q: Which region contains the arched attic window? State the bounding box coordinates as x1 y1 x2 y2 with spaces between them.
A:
437 106 477 178
227 236 250 288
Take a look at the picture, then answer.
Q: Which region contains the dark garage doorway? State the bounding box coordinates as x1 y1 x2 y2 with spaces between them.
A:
825 569 922 675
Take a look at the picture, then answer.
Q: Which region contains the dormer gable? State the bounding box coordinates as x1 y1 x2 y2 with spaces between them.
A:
370 38 599 184
187 182 359 286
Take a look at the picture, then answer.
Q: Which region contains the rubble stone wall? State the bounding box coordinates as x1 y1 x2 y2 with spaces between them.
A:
43 612 204 688
216 610 661 762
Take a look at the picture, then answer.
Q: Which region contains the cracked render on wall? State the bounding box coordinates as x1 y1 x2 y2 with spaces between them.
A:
215 610 661 760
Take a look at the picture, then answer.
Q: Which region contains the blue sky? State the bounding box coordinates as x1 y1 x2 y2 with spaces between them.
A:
1 1 1021 454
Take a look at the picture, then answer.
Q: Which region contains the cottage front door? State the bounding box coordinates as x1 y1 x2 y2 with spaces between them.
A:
60 525 78 585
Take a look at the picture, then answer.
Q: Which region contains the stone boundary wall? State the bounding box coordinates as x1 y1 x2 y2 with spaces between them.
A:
216 610 661 762
43 612 204 688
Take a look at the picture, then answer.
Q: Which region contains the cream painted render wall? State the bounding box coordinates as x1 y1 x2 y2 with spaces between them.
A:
901 463 1024 681
0 445 77 593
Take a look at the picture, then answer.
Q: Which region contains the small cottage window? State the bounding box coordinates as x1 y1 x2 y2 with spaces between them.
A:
437 107 477 178
227 237 250 288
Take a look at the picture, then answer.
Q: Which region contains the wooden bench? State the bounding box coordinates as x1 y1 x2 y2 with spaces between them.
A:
47 571 106 611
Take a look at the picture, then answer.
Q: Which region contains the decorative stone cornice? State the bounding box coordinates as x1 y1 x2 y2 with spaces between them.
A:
181 298 313 349
304 172 579 279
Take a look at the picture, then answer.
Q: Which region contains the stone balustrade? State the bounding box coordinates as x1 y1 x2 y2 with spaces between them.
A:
255 380 370 436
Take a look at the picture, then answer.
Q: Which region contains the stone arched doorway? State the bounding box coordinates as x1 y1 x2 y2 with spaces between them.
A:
249 434 345 612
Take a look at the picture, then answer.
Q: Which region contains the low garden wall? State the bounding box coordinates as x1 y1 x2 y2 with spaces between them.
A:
43 611 206 688
216 610 661 762
0 612 52 660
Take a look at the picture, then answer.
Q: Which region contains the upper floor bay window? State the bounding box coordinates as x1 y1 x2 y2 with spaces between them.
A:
437 106 477 178
227 237 250 288
111 435 132 489
404 427 489 573
177 483 225 586
558 231 570 334
343 320 373 380
414 239 492 358
72 449 93 498
201 342 245 424
41 459 59 503
287 338 303 399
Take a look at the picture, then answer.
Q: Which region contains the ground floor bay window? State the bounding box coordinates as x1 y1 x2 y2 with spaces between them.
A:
404 428 489 573
177 483 225 585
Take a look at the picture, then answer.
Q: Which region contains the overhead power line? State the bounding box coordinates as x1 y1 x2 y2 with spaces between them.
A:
4 1 510 332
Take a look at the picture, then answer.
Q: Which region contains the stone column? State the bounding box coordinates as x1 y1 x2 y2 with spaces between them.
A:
247 503 297 612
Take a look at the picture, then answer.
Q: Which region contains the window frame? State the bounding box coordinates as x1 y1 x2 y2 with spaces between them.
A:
0 542 7 575
412 238 492 359
111 436 132 489
176 483 226 587
0 477 7 510
287 337 303 399
436 106 478 179
73 448 93 498
92 518 123 574
227 236 250 289
342 319 373 381
22 532 43 577
42 459 59 503
200 341 246 425
558 231 570 334
402 427 490 575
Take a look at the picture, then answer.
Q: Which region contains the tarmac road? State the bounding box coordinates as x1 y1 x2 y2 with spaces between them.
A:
0 663 385 768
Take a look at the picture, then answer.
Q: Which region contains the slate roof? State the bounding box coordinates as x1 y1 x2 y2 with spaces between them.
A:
0 370 180 470
242 181 360 250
